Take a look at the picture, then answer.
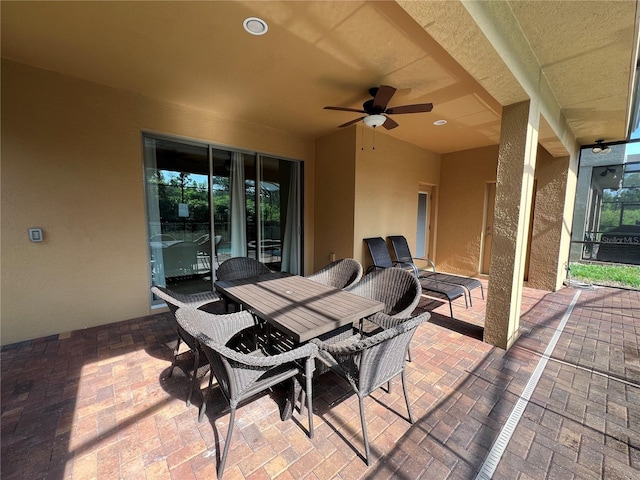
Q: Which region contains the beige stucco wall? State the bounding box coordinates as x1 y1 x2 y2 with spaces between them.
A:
313 126 440 273
1 60 315 345
438 145 499 275
526 147 571 291
313 129 357 271
353 127 441 269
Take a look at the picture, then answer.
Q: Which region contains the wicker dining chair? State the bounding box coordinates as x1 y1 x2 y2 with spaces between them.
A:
175 307 317 479
150 286 222 406
216 257 272 312
345 267 422 361
310 311 430 465
345 266 421 318
216 256 272 281
306 258 363 289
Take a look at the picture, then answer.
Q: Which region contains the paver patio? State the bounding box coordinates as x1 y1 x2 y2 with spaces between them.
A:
2 281 638 479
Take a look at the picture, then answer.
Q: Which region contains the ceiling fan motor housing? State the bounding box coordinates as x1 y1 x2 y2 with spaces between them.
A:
363 99 383 114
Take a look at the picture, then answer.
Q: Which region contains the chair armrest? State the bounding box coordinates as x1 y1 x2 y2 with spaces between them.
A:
410 257 436 272
176 308 256 346
198 333 318 367
395 261 419 278
151 286 221 309
313 313 430 355
311 326 399 354
366 312 406 329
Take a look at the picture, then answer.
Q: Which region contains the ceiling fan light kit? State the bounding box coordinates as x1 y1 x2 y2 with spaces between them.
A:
592 139 611 154
363 114 386 128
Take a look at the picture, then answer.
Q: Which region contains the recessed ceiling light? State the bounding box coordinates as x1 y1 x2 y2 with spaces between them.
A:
243 17 268 36
433 119 447 126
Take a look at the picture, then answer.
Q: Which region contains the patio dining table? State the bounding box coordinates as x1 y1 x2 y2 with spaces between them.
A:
214 272 384 343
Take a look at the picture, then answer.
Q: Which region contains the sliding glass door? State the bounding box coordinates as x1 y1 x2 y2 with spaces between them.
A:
144 135 302 297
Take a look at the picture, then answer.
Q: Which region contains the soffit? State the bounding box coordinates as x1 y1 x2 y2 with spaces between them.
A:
1 1 638 155
509 0 639 147
401 0 639 154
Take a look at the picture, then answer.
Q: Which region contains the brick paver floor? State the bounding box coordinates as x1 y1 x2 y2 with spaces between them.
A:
2 281 639 479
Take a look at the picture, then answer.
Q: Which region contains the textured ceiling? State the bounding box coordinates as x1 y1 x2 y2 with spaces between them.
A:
1 0 638 155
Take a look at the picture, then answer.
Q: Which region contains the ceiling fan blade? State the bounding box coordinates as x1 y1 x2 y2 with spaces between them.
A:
372 85 397 110
386 103 433 115
324 106 367 113
382 116 399 130
338 117 365 128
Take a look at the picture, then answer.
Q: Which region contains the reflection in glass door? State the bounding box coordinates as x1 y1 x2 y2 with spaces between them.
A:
144 135 302 298
144 137 212 295
257 156 300 272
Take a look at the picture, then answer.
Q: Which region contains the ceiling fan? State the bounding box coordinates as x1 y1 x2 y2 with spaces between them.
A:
324 85 433 130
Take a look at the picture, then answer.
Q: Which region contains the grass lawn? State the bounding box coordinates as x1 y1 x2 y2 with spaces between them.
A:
569 263 640 289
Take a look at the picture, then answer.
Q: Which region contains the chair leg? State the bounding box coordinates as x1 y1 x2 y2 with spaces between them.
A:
305 359 314 438
401 369 414 424
198 371 214 422
358 396 371 466
407 345 413 363
186 349 199 407
169 336 182 378
217 407 236 479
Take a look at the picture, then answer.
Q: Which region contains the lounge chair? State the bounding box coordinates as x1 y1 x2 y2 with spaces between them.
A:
363 237 467 317
387 235 484 305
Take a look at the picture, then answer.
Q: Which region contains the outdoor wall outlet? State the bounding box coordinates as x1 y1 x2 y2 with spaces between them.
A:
28 228 44 242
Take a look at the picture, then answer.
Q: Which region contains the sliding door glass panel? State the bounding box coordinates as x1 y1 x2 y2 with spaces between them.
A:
261 157 301 274
144 137 211 295
244 155 258 260
211 148 232 267
259 157 282 270
144 135 303 302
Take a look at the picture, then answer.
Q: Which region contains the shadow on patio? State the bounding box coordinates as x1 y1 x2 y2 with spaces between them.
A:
1 281 638 479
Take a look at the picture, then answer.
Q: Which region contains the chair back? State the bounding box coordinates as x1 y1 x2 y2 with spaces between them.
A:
363 237 394 269
214 235 223 255
306 258 363 289
346 267 421 317
387 235 414 264
195 236 212 259
151 286 220 351
358 313 428 395
174 307 256 404
175 306 316 409
216 257 271 281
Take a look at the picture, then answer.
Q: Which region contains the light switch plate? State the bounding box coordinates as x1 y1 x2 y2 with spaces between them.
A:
29 228 44 242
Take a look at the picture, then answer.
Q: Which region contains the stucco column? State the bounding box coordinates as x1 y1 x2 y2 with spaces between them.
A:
526 154 570 291
484 100 539 349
